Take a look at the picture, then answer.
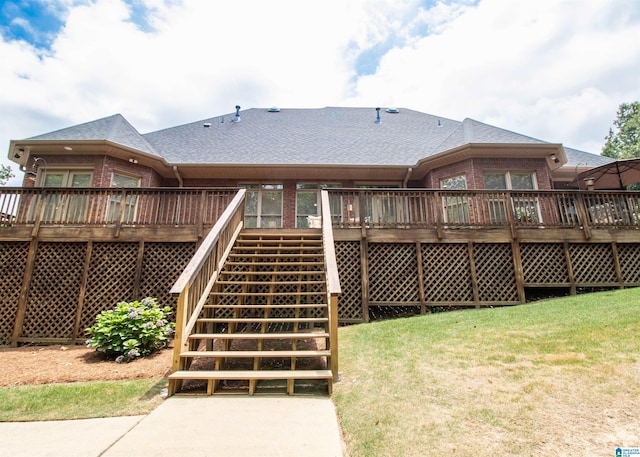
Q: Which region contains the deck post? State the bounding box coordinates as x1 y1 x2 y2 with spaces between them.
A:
30 191 46 239
415 241 427 314
132 241 145 300
434 191 444 239
113 189 128 238
11 238 38 346
72 241 93 342
611 242 624 289
511 241 526 303
360 236 370 322
198 190 206 240
564 242 577 295
575 193 592 240
468 241 480 307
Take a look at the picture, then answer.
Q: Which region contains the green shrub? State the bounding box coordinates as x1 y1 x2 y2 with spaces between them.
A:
86 297 175 362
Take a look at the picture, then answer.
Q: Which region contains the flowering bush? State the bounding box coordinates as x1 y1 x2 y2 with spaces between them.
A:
86 297 175 362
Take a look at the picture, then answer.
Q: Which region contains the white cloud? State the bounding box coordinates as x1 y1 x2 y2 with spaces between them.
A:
348 0 640 152
1 0 638 186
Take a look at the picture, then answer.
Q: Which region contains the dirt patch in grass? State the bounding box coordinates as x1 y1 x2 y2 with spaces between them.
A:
0 345 173 387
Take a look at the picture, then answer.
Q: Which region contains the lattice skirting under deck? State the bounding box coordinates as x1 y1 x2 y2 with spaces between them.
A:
3 239 640 344
1 241 194 345
0 242 30 345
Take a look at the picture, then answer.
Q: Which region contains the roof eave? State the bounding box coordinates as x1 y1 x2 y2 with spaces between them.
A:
9 139 171 175
410 143 566 181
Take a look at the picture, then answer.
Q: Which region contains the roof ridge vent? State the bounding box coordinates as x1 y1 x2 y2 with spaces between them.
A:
267 107 280 112
386 107 400 114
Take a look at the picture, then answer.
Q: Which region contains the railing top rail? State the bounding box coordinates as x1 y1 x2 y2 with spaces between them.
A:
321 190 341 296
170 188 246 294
0 186 240 192
325 188 640 195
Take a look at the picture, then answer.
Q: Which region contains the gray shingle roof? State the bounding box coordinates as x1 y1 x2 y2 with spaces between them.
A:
28 114 157 155
143 107 454 165
563 146 615 168
25 107 608 169
433 118 548 153
143 107 559 166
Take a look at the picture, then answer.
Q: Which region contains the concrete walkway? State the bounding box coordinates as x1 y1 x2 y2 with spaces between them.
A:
0 396 345 457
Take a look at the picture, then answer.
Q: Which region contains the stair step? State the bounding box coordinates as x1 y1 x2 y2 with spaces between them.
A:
197 317 328 324
189 332 329 340
169 369 332 380
169 369 332 395
216 280 326 286
224 261 324 266
235 239 322 245
220 270 324 276
169 370 332 395
229 252 323 258
232 246 323 251
210 291 323 297
204 303 327 309
180 350 331 358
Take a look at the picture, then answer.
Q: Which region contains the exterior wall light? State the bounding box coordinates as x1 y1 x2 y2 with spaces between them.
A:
584 177 595 189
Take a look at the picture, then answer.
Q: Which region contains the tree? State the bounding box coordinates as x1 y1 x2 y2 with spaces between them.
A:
601 101 640 159
0 164 14 185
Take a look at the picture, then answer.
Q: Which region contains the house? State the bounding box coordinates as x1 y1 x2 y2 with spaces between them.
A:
8 106 614 228
4 106 639 395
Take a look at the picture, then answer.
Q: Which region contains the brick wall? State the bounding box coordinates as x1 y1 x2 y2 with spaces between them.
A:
424 157 553 189
23 154 163 187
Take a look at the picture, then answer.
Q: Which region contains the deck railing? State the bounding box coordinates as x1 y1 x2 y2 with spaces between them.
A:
169 189 246 381
3 187 640 235
327 189 640 235
0 187 238 235
321 190 341 381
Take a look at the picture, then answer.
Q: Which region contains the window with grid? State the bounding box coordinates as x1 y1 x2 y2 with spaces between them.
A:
296 183 341 227
108 173 141 222
440 175 469 224
484 172 539 223
241 183 283 228
37 169 93 223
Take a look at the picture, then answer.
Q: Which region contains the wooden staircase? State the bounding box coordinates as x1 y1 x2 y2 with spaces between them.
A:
168 230 334 395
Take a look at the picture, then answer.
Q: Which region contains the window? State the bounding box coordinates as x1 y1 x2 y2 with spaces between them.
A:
40 170 93 188
484 172 535 191
484 172 539 223
355 184 401 226
241 184 283 228
440 175 469 224
37 169 93 222
108 173 141 222
295 183 341 228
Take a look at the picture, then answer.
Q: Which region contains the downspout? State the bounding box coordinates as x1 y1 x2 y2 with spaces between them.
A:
403 167 413 188
173 166 184 187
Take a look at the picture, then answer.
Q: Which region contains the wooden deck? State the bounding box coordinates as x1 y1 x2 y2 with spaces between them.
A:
2 187 640 345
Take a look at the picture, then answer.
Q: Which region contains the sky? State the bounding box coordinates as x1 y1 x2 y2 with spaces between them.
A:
1 0 639 185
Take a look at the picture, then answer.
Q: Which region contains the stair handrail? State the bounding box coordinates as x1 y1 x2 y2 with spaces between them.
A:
170 188 246 373
321 190 341 381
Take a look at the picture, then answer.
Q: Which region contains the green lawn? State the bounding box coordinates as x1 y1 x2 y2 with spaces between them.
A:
2 289 639 457
0 378 166 422
333 289 640 456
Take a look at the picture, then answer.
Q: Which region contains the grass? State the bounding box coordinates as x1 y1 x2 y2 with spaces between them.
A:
333 289 640 456
0 378 167 422
2 289 639 455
